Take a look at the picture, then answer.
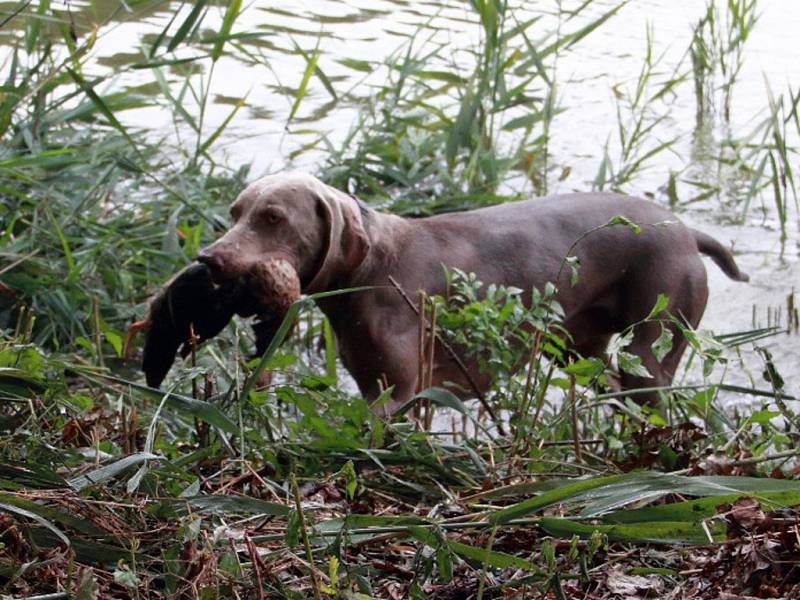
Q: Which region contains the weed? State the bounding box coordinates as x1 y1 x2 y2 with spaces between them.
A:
0 1 798 597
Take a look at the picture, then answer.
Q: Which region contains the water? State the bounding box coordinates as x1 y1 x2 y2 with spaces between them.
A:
3 0 798 402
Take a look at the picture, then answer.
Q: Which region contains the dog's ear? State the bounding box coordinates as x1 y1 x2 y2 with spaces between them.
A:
305 183 370 293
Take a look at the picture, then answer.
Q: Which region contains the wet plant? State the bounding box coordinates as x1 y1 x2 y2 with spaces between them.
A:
0 1 799 598
319 1 627 214
690 0 759 124
593 25 682 194
432 269 568 437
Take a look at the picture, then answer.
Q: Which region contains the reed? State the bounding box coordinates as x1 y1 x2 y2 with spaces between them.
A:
0 2 797 597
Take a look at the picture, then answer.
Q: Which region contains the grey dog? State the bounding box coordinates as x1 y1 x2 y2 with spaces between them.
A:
195 173 748 414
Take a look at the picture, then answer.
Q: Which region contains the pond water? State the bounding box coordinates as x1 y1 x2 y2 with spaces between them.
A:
4 0 798 402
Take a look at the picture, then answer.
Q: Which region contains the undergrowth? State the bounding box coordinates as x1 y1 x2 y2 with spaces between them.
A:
0 0 798 598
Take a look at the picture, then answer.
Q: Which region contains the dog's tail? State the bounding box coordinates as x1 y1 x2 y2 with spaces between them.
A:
692 229 749 282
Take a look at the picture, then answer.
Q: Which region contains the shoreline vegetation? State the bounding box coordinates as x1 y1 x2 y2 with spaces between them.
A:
1 1 799 597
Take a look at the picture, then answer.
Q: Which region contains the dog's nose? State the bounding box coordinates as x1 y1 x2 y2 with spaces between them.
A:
197 249 227 275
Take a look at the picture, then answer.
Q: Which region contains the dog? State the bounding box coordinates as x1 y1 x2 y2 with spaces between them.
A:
187 172 750 414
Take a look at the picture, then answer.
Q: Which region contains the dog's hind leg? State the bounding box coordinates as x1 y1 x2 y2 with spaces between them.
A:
618 257 709 404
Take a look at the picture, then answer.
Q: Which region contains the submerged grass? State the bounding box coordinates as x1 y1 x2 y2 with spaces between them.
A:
0 0 799 598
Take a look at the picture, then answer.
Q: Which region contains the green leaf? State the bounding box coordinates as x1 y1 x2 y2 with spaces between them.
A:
645 294 670 320
489 475 626 525
608 215 642 234
393 387 468 417
437 543 454 583
605 490 800 524
562 358 605 379
0 367 47 397
212 0 242 61
448 539 541 571
241 288 375 406
315 515 427 535
335 57 373 72
749 409 781 426
103 329 123 357
286 509 300 547
341 460 357 501
446 90 477 164
0 502 70 547
167 0 208 52
538 517 715 545
578 472 800 518
198 92 247 156
69 452 161 490
651 326 673 363
407 525 540 571
182 495 289 516
287 46 320 126
502 111 547 131
415 70 466 85
618 352 652 378
66 69 138 150
25 0 50 54
0 494 104 535
323 317 337 382
79 372 238 433
0 462 68 489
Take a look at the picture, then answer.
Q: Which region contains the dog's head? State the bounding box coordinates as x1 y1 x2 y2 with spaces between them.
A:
198 173 370 293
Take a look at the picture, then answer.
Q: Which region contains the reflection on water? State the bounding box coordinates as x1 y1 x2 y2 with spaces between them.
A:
1 0 798 399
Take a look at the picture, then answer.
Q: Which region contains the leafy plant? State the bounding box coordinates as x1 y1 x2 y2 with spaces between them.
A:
320 2 627 214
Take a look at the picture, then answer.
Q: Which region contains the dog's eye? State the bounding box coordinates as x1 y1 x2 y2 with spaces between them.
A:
262 209 283 225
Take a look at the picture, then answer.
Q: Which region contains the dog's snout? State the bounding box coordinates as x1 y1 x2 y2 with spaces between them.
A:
197 249 228 278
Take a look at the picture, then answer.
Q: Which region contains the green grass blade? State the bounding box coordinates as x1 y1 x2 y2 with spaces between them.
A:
578 473 800 517
80 372 238 433
0 494 105 535
538 517 717 545
65 69 139 151
448 539 541 572
489 475 626 525
605 490 800 524
68 452 161 490
183 495 289 516
0 502 71 547
198 93 247 157
148 2 181 57
287 47 321 127
167 0 208 52
25 0 50 54
212 0 241 61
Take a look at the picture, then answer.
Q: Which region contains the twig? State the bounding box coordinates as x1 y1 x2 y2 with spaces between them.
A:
425 298 437 430
476 525 498 600
91 297 104 369
595 383 796 402
291 473 321 600
0 248 40 277
415 292 426 423
388 275 506 436
0 0 32 29
569 373 582 463
245 533 265 600
511 330 542 455
530 361 557 431
728 449 798 467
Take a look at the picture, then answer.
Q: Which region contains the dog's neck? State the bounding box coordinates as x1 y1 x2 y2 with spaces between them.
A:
315 202 410 298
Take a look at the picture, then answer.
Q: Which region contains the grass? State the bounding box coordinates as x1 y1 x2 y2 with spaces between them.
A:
0 0 799 597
